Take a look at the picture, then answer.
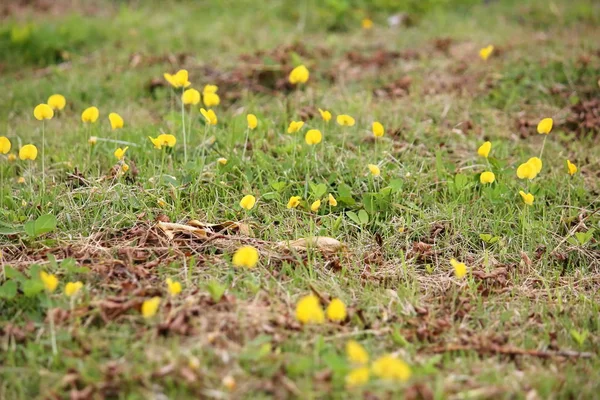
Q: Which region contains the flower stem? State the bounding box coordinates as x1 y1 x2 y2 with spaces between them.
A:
539 135 548 159
242 127 250 161
181 88 187 164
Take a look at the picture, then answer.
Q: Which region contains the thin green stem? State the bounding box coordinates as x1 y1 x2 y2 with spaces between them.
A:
181 88 187 164
242 127 250 160
539 135 548 159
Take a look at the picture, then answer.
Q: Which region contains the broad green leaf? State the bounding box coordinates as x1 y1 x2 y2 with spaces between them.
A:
5 266 26 282
0 280 17 299
358 210 369 224
23 279 44 297
24 214 57 238
346 211 362 225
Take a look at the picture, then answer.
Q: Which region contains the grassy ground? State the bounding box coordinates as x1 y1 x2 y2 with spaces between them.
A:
1 0 599 398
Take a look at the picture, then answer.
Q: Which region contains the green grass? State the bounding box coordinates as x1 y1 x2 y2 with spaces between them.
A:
1 0 599 398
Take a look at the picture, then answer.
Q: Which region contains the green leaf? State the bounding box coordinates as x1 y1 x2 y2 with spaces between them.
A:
22 279 44 297
362 193 377 213
270 181 286 192
388 178 403 193
261 192 280 200
454 173 469 190
358 210 369 225
0 280 17 299
24 214 57 238
337 184 353 199
346 211 362 225
310 183 327 199
570 329 589 346
207 280 226 303
5 266 26 282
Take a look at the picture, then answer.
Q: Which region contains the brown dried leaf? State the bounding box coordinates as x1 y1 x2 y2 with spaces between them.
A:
157 221 208 240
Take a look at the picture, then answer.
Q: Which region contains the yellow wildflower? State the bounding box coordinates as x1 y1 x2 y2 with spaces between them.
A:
362 18 373 30
164 69 190 88
81 106 99 123
148 134 177 150
516 162 535 180
202 92 220 107
40 271 58 293
287 120 304 134
346 340 369 365
0 137 11 154
8 153 16 162
328 193 337 206
218 157 228 165
326 298 347 322
17 177 25 184
33 104 54 121
289 65 309 85
450 258 467 278
141 297 161 318
232 245 259 268
166 278 182 296
368 164 381 177
310 199 321 212
122 163 129 173
337 114 356 126
480 171 495 184
519 190 534 206
64 281 83 297
287 196 301 209
527 157 542 176
479 45 494 61
203 84 218 94
47 94 66 111
318 108 332 122
295 294 325 324
247 114 258 129
537 118 553 134
305 129 322 145
371 355 412 381
114 146 128 160
372 121 384 137
477 141 491 158
200 108 217 125
108 112 124 130
567 160 577 176
346 367 370 388
182 88 201 105
19 144 38 161
239 194 256 210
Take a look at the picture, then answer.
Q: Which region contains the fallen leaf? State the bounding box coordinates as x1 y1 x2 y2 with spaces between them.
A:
277 237 345 254
157 221 208 240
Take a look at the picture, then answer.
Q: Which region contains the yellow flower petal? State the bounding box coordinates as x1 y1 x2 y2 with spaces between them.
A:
336 114 355 127
81 106 99 123
239 194 256 210
19 144 38 161
64 281 83 297
289 65 309 85
40 271 58 293
47 94 66 111
287 196 301 209
33 104 54 121
537 118 553 135
566 160 577 176
182 88 201 105
295 294 324 324
305 129 322 145
232 246 259 268
480 171 495 184
0 136 12 154
108 112 124 130
372 121 384 137
326 298 347 322
247 114 258 129
141 297 161 318
477 141 491 158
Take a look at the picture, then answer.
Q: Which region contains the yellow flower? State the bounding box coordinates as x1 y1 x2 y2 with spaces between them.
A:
480 171 495 184
108 112 124 130
287 120 304 134
287 196 301 209
47 94 66 111
346 340 369 365
19 144 38 161
40 271 58 293
122 163 130 173
203 84 218 94
310 199 321 212
114 146 129 161
450 258 467 278
346 367 370 388
527 157 542 176
289 64 309 84
371 355 412 382
141 297 161 318
318 108 332 122
295 294 325 324
239 194 256 210
305 129 322 145
362 18 373 30
64 281 83 297
0 136 11 154
182 88 201 105
218 157 228 165
537 118 553 135
368 164 381 177
477 141 491 158
8 153 16 162
203 92 220 107
247 114 258 129
33 104 54 121
148 134 177 150
166 278 182 296
516 162 535 180
519 190 534 206
326 298 347 322
372 121 384 137
88 136 98 145
232 245 259 268
328 193 337 206
479 45 494 61
164 69 191 88
81 106 99 123
337 114 355 127
200 108 218 125
17 177 25 184
566 160 577 176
